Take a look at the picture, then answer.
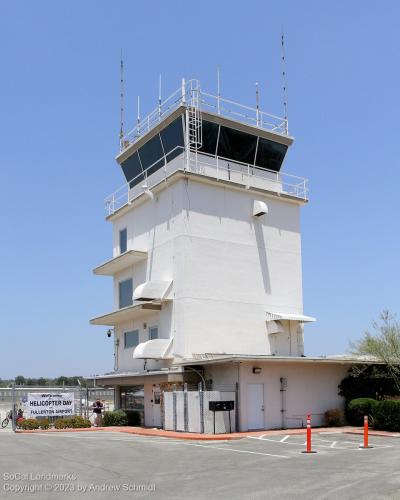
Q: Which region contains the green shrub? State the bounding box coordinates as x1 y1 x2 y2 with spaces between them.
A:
69 416 91 428
346 398 378 425
40 418 50 430
54 418 70 429
103 410 128 427
54 416 91 429
20 418 41 430
324 409 344 427
373 400 400 431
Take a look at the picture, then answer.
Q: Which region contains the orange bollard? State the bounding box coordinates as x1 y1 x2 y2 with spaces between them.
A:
302 414 317 453
360 415 373 449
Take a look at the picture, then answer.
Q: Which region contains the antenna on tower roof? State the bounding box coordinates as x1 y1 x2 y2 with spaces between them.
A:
119 51 124 143
158 74 162 120
255 81 260 127
136 95 140 137
281 26 288 126
217 66 221 114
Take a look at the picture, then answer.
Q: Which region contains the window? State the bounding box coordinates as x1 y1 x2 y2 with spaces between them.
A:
120 385 144 410
160 117 185 162
119 228 127 254
120 151 144 187
217 126 257 165
149 326 158 340
119 279 133 309
124 330 139 349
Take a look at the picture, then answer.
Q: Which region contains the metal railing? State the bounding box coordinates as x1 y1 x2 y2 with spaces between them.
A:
104 147 308 217
120 78 288 151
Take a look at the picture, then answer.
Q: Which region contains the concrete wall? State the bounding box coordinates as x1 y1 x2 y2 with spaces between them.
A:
106 171 305 371
205 361 348 431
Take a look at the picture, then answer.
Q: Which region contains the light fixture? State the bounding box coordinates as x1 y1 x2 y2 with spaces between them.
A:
252 367 262 374
106 329 113 338
253 200 268 217
142 183 154 200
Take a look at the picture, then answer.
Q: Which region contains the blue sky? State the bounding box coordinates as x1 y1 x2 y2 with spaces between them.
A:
1 1 399 378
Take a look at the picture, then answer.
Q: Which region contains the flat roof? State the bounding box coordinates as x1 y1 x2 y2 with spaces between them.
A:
175 354 379 366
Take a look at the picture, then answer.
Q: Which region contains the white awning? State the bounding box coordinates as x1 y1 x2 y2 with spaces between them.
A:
133 338 173 360
133 280 172 301
93 250 147 276
266 312 316 323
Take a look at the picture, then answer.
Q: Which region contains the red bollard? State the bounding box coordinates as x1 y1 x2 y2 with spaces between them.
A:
360 415 373 449
302 414 317 453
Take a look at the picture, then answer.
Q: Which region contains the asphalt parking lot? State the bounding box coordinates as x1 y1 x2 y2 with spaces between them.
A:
1 430 400 499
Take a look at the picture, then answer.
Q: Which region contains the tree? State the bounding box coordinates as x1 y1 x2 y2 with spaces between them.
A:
15 375 26 385
350 310 400 392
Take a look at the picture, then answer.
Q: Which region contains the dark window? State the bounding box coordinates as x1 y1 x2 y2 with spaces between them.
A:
217 126 257 165
119 279 133 309
160 117 185 162
124 330 139 349
138 134 164 175
120 385 144 410
120 151 144 187
149 326 158 340
199 120 219 156
119 228 127 254
255 138 288 172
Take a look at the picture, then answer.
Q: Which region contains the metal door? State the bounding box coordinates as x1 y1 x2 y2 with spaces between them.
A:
247 383 265 430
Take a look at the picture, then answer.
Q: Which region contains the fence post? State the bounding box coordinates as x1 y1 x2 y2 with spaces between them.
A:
173 385 177 432
183 383 188 432
235 382 239 432
199 382 204 434
11 382 16 433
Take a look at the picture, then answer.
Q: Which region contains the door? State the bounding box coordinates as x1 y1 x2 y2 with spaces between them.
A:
247 383 265 430
151 385 161 428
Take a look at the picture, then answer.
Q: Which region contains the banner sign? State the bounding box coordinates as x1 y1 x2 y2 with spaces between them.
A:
27 393 75 417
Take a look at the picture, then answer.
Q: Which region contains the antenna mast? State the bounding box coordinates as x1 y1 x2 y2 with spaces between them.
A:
136 95 140 137
281 27 288 129
217 66 221 114
255 81 260 126
158 74 162 120
120 51 124 144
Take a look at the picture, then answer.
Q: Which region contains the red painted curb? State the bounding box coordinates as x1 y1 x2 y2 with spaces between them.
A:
14 425 400 440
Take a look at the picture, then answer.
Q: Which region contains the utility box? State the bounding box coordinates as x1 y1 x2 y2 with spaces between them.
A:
209 400 234 412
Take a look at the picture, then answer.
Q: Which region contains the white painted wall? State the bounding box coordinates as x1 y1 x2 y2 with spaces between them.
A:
106 167 305 371
205 361 348 431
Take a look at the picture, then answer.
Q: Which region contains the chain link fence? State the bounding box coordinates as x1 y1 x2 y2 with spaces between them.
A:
163 383 238 434
0 386 114 430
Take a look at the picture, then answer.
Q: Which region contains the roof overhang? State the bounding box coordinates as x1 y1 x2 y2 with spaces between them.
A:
266 312 316 323
133 338 173 360
133 280 172 301
93 250 148 276
90 303 161 326
175 354 378 366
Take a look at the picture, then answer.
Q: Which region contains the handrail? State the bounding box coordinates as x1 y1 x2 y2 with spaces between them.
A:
120 79 288 152
105 147 307 217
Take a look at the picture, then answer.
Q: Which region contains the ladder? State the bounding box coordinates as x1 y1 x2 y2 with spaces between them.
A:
185 80 202 170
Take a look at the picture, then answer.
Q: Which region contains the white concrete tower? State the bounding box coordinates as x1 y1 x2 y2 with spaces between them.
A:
90 79 316 426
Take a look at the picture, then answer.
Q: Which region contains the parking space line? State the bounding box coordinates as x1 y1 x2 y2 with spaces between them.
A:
280 435 290 442
20 432 289 458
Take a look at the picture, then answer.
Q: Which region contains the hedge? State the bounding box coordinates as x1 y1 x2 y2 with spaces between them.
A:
346 398 378 426
373 400 400 432
54 416 91 429
103 410 128 427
